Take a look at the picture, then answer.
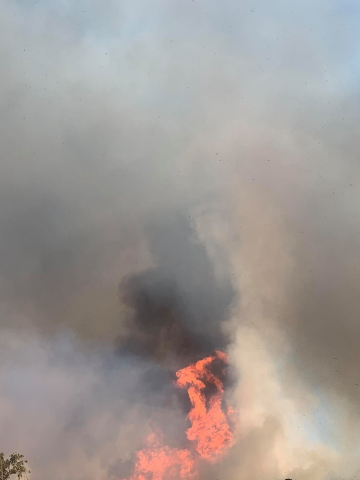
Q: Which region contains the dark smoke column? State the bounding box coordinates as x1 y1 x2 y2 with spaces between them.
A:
117 213 236 367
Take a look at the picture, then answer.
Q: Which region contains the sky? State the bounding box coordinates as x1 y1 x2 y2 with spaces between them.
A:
1 1 360 480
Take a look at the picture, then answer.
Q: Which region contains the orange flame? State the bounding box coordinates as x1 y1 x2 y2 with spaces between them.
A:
128 433 197 480
175 350 233 461
124 351 234 480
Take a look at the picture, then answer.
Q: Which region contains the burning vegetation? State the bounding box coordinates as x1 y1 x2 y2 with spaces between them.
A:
125 351 235 480
112 216 238 480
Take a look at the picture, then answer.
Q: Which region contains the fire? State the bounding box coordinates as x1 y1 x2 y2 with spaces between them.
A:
124 351 234 480
128 433 197 480
175 350 233 461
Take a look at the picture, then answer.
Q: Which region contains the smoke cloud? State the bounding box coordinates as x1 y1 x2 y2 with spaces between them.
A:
1 0 360 479
118 213 236 365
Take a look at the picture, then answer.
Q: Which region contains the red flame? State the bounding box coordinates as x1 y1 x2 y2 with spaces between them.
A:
124 351 234 480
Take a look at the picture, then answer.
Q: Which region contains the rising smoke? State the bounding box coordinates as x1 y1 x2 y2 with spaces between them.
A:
1 0 360 479
118 213 236 366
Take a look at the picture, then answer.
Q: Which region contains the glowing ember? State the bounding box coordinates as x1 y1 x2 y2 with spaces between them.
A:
124 351 234 480
175 351 233 461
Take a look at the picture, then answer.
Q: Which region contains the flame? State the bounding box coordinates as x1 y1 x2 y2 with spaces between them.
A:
124 351 234 480
175 350 233 461
128 433 197 480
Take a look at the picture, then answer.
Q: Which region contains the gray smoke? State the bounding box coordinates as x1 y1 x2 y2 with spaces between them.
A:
118 212 236 365
1 0 360 479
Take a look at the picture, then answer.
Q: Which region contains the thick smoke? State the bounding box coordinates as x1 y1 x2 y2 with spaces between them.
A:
118 213 235 365
1 0 360 479
0 331 192 480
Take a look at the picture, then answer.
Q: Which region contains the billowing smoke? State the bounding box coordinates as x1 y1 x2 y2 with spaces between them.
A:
1 0 360 479
118 213 235 366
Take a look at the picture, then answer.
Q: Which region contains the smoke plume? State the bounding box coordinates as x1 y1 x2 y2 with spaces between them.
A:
118 213 235 366
1 0 360 479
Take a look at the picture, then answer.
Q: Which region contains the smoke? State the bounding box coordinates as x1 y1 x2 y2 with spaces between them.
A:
118 213 236 366
1 0 360 479
0 330 192 480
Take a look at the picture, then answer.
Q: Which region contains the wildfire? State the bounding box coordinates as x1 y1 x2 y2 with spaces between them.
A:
128 433 197 480
125 351 234 480
175 350 233 461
